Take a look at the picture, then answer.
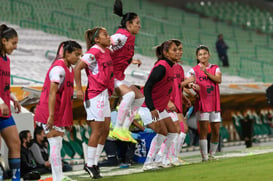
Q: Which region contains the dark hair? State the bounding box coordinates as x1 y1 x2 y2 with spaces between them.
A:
196 45 210 64
55 40 82 61
154 40 176 64
85 27 105 50
113 0 138 29
33 126 44 141
155 40 176 60
170 39 182 46
0 24 18 55
19 130 30 144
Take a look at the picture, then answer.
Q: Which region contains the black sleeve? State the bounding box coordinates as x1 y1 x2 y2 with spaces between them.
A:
144 65 166 111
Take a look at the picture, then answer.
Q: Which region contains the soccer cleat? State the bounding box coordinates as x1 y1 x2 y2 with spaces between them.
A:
94 165 100 174
155 162 172 168
84 164 102 179
108 130 115 139
112 128 137 143
170 158 182 166
142 163 158 171
208 155 218 161
119 163 130 169
178 158 190 165
127 133 138 144
112 128 130 142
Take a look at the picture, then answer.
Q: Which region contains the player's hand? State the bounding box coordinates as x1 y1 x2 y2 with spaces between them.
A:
192 83 200 91
44 161 51 168
200 65 208 75
132 59 142 67
46 116 54 131
13 101 21 113
151 109 159 121
0 103 9 116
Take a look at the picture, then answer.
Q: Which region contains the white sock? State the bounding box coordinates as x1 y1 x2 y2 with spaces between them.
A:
209 142 219 157
48 136 63 181
176 132 186 156
199 139 208 161
155 139 167 163
87 146 97 167
145 134 166 164
123 97 144 130
115 91 135 128
82 142 88 164
94 144 104 165
168 134 179 161
162 133 177 164
163 133 178 155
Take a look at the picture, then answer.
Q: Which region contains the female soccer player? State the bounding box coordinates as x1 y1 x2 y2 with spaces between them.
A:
157 40 193 166
110 0 144 143
35 40 82 181
0 24 21 181
138 40 179 170
74 27 113 179
186 45 222 161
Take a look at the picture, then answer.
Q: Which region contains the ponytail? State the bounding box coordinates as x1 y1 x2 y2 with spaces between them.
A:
54 40 82 63
154 40 176 64
113 0 138 29
85 27 102 50
113 0 123 17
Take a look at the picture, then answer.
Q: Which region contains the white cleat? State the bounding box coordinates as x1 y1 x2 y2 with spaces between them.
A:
208 155 218 161
155 162 172 168
142 163 158 171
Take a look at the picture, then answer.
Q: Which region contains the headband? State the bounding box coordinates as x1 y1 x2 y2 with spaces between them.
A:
91 28 100 44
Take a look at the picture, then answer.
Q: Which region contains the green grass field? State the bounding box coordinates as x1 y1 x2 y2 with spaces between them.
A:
59 145 273 181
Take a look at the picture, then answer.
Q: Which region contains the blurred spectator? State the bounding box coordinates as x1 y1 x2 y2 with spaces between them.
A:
29 126 51 170
216 34 229 67
240 111 254 148
19 130 46 180
30 126 72 172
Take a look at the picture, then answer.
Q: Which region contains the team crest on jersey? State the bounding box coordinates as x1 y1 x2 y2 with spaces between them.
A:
89 54 95 60
206 85 214 94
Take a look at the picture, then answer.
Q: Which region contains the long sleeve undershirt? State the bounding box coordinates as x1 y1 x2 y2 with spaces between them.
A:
144 59 174 111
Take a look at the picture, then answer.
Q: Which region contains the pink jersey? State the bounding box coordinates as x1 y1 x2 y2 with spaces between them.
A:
143 60 174 112
169 63 184 113
110 28 135 80
81 45 114 100
0 56 11 117
193 64 221 112
34 59 74 127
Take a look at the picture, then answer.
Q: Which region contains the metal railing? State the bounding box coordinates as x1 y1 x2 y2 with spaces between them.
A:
11 75 43 85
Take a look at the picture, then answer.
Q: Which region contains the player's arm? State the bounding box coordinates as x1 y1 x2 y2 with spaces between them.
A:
201 67 222 84
74 59 88 100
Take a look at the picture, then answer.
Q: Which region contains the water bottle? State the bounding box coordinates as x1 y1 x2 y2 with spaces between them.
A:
0 167 3 181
